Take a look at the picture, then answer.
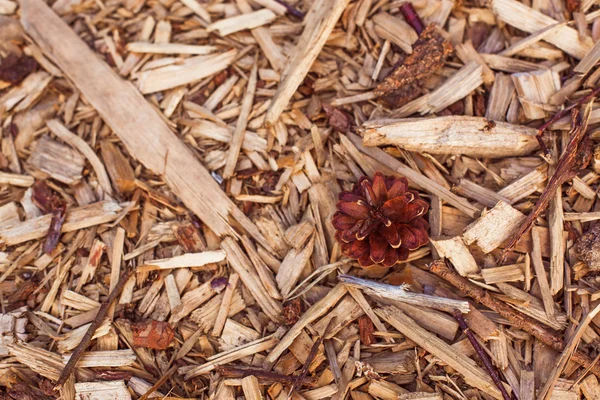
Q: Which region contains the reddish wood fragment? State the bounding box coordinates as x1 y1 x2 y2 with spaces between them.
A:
358 315 375 345
172 221 206 252
43 202 66 254
283 298 302 325
375 24 453 102
32 181 67 254
323 104 353 133
0 53 37 84
566 0 581 12
132 320 175 350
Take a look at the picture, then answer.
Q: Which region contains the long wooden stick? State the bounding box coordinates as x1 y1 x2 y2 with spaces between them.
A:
429 260 600 377
54 269 132 389
18 0 272 253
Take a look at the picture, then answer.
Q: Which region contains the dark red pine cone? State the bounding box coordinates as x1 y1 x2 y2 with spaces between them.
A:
332 173 430 267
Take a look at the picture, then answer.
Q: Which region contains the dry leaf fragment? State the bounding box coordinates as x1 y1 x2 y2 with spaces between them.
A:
132 320 175 350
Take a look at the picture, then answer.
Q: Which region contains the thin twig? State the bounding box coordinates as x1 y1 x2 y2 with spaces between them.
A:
537 86 600 138
500 104 592 263
429 260 600 377
287 319 334 398
54 269 133 389
138 365 177 400
275 0 305 19
453 310 514 400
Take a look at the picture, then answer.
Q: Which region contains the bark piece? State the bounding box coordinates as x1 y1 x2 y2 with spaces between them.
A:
265 0 350 125
375 24 453 97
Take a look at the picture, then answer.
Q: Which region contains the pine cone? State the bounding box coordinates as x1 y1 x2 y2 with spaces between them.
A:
332 173 430 267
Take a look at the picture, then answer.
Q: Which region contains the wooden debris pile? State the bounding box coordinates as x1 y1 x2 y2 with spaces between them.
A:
2 0 600 398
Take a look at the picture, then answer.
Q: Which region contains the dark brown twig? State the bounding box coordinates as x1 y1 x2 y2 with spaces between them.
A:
453 310 515 400
54 269 133 389
275 0 305 19
138 365 177 400
287 319 334 398
400 2 425 35
537 86 600 139
500 105 591 263
429 260 600 377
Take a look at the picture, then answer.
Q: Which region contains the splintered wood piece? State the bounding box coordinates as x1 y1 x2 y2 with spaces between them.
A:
462 201 525 254
212 273 239 337
28 135 85 185
430 236 479 276
169 279 217 323
74 381 132 400
372 12 418 54
126 42 217 54
241 375 263 400
180 334 279 378
222 237 282 322
223 62 258 178
491 0 592 59
497 164 548 204
376 306 503 399
361 116 538 158
99 141 136 194
500 23 567 57
135 50 237 93
419 62 483 115
188 120 267 152
264 0 350 126
338 275 470 313
485 73 515 122
47 119 112 196
0 201 122 246
264 284 347 365
207 9 276 36
530 226 555 321
575 40 600 75
538 304 600 400
0 171 34 187
276 236 314 299
581 375 600 399
62 349 136 367
481 264 525 284
137 250 226 272
455 40 495 84
178 0 211 22
19 0 272 251
511 69 560 120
